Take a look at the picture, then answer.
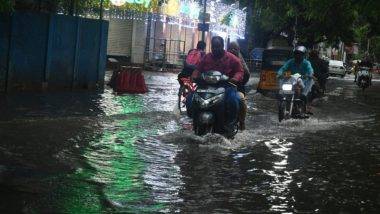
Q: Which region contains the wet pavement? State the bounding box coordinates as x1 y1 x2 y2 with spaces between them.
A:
0 71 379 213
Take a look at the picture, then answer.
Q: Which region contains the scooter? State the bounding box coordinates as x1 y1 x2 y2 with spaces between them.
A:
356 67 372 91
278 73 308 122
191 71 238 138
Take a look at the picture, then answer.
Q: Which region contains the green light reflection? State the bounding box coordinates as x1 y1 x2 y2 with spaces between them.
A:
57 94 165 213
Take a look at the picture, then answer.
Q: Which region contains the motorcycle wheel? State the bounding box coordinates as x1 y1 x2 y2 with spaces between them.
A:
358 77 366 91
278 101 286 122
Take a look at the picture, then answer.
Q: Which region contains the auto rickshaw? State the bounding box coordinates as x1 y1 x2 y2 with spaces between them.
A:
257 48 292 94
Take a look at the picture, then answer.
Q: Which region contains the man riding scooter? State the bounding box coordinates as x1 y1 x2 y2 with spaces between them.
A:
186 36 244 137
277 46 314 115
309 50 329 97
355 54 373 86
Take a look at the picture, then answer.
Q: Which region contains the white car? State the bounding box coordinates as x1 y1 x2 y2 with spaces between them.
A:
328 60 346 77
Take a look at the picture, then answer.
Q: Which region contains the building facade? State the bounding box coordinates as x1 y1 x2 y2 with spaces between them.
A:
105 0 246 67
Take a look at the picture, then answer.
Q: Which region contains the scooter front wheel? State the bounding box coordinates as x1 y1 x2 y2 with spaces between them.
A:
278 101 286 122
194 123 213 136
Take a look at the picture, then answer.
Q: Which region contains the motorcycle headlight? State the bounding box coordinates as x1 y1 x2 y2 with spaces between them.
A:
282 84 293 91
198 93 224 109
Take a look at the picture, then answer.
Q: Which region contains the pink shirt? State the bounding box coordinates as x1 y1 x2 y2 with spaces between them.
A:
195 51 244 82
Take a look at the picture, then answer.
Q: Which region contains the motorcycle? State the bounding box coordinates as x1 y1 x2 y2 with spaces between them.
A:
356 67 372 91
191 71 238 138
310 72 328 100
278 73 308 122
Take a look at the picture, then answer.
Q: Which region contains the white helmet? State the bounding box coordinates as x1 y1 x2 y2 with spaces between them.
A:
294 46 307 54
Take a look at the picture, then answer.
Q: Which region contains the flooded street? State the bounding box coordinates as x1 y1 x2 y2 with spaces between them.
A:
0 72 379 213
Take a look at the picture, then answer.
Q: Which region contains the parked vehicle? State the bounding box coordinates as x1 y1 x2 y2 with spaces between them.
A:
250 48 265 72
328 60 346 77
191 71 238 138
356 67 372 91
257 48 292 94
278 73 308 122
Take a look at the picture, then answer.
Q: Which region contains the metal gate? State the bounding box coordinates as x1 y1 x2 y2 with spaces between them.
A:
144 38 186 72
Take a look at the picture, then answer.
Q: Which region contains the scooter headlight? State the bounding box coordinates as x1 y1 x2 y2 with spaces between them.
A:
199 112 214 124
198 93 224 109
282 84 293 91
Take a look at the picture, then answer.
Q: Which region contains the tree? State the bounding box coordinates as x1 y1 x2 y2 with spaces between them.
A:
227 0 379 50
0 0 14 12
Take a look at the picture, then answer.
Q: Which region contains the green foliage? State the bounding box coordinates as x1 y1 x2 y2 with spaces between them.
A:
225 0 379 50
370 37 380 61
0 0 13 12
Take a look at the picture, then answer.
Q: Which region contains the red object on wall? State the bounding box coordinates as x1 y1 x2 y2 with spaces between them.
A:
116 66 148 94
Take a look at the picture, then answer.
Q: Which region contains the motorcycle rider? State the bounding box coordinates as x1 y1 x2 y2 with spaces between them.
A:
355 54 373 85
178 41 206 86
187 36 244 137
309 50 329 97
277 46 314 114
227 41 250 130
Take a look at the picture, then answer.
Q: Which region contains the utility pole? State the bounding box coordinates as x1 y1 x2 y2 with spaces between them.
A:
100 0 104 20
201 0 207 42
69 0 74 16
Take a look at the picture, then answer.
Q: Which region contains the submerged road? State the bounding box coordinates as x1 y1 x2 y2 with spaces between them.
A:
0 72 379 213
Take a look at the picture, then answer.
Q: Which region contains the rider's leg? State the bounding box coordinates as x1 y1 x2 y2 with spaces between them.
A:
185 92 194 118
224 87 240 134
237 92 247 130
302 79 314 114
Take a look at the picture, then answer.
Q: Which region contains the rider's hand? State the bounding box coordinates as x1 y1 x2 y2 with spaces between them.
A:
192 77 201 84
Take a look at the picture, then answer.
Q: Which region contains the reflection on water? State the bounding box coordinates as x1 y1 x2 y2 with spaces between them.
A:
0 72 379 213
263 138 294 212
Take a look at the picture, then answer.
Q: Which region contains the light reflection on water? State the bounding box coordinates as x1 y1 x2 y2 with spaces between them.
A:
263 138 294 212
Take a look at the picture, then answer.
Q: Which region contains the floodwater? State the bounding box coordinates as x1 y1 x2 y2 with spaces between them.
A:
0 72 379 213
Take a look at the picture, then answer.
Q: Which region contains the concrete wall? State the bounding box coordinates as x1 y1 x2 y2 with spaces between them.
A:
131 20 147 64
107 18 133 56
106 18 199 65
